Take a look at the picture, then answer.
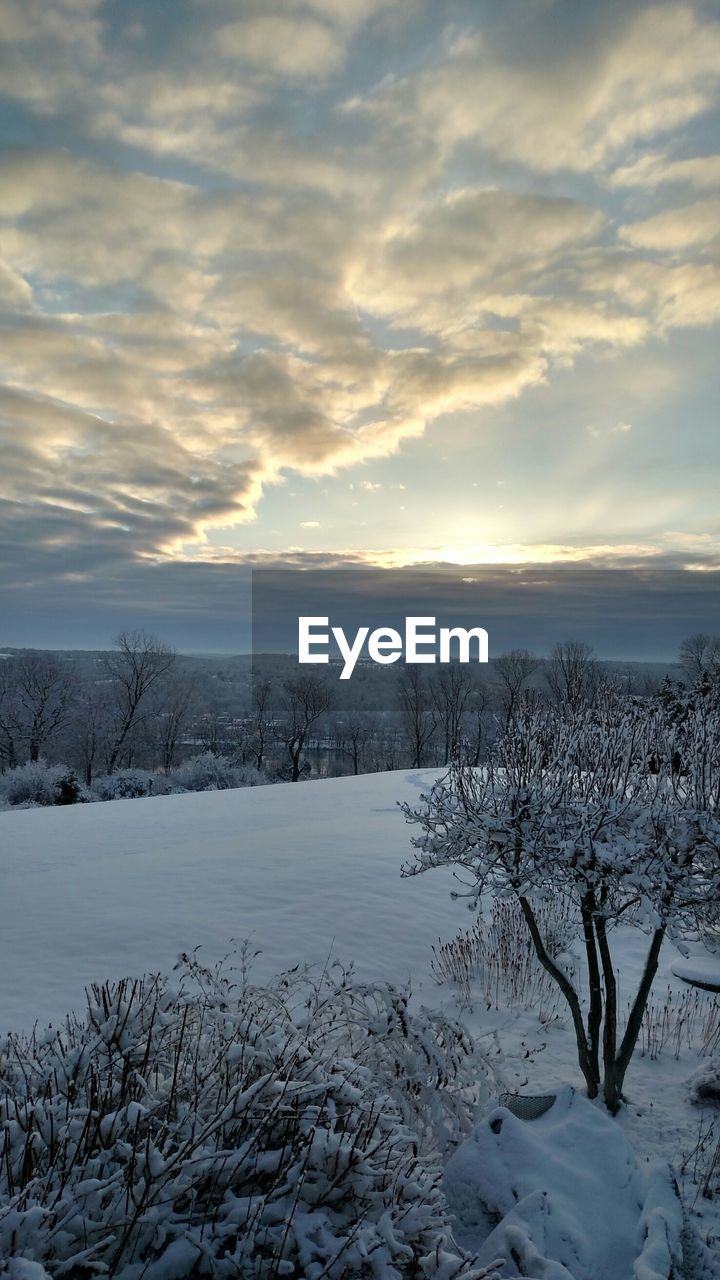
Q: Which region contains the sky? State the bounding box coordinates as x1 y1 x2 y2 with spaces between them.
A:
1 0 720 650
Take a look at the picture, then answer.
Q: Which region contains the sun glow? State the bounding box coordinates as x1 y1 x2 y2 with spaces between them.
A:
371 542 666 568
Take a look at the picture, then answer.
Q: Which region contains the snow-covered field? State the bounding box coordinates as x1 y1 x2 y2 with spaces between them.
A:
1 770 718 1274
0 771 462 1032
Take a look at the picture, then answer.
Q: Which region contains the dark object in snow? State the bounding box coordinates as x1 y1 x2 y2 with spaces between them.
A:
498 1091 557 1121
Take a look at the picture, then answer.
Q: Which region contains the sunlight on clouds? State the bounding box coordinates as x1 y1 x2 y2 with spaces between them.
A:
349 6 720 176
366 535 720 571
0 0 719 589
620 201 720 251
365 543 692 569
609 151 720 191
214 14 345 78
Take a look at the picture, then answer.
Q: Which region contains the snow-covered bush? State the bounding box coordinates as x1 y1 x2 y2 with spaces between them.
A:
0 955 496 1279
403 691 720 1111
172 751 267 792
1 756 272 809
0 760 81 807
92 767 155 800
687 1057 720 1105
283 959 497 1157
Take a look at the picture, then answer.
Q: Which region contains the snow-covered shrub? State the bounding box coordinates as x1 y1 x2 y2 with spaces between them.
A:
277 959 497 1158
172 751 267 792
92 768 155 800
0 955 497 1279
0 760 81 807
687 1057 720 1105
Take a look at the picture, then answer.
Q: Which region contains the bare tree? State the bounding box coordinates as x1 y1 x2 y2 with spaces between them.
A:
397 667 438 768
465 676 490 767
544 639 601 711
616 664 663 699
679 633 720 682
154 671 197 772
104 631 176 773
430 666 474 764
0 653 74 764
249 678 274 772
280 674 334 781
367 722 405 773
0 664 19 770
493 648 539 729
334 712 377 776
70 680 113 786
193 709 225 756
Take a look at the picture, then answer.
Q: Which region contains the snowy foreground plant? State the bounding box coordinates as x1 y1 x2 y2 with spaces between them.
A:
402 688 720 1112
0 954 499 1279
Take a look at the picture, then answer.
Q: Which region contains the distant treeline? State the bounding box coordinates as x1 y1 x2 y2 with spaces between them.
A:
0 630 716 806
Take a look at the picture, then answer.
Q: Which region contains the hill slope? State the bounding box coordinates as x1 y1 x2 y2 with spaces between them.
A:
0 770 459 1032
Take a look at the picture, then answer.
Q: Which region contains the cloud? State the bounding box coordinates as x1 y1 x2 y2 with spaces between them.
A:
609 151 720 191
586 422 633 438
619 200 720 251
348 5 720 176
214 14 345 78
355 188 606 314
576 248 720 330
0 0 719 607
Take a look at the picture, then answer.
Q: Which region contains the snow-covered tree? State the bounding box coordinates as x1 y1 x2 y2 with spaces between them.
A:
401 690 720 1112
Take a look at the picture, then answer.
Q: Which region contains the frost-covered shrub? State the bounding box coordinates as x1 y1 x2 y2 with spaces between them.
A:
0 955 497 1279
687 1057 720 1105
92 768 155 800
172 751 267 792
278 959 496 1158
0 760 81 807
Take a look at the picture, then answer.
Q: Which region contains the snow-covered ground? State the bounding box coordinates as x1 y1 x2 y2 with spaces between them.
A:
0 770 462 1032
1 770 718 1272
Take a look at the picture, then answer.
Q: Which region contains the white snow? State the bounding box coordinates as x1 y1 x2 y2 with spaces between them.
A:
672 955 720 991
0 770 459 1033
1 771 718 1275
444 1085 684 1280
